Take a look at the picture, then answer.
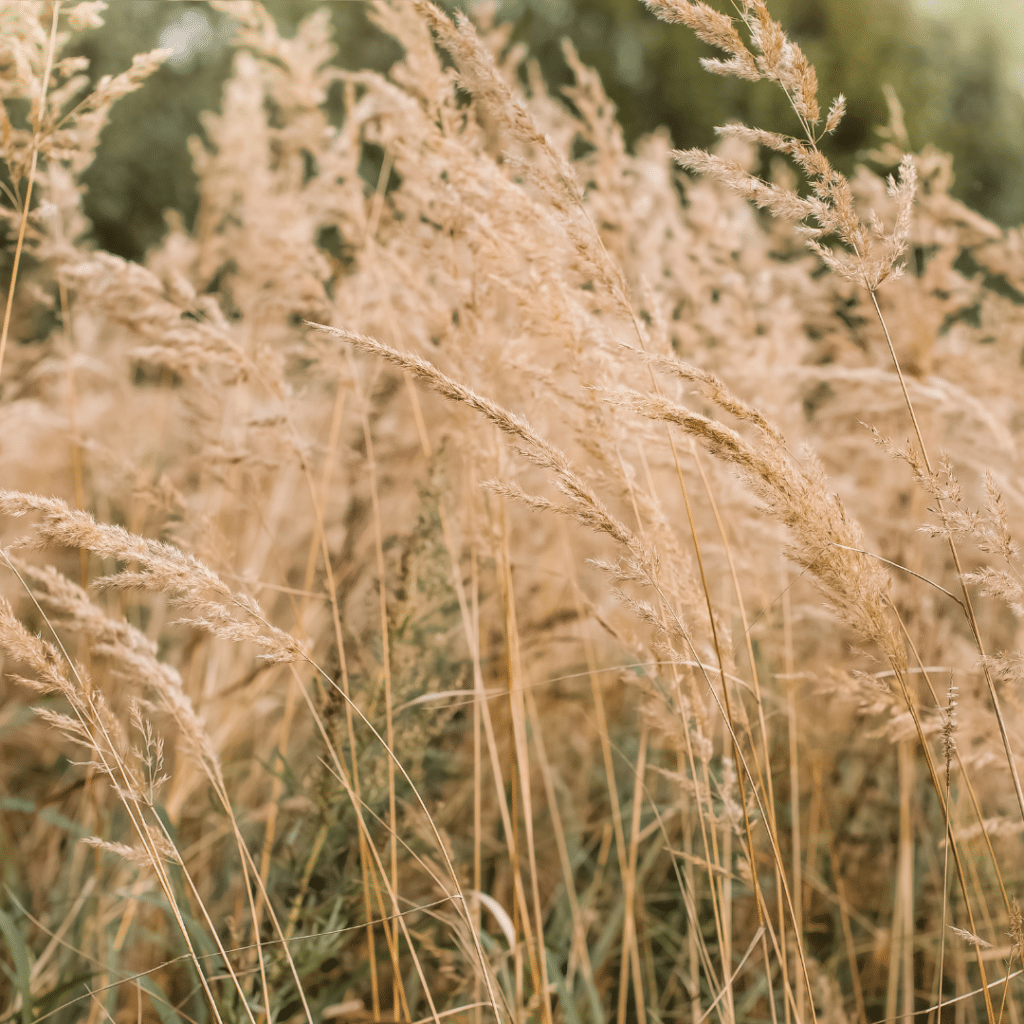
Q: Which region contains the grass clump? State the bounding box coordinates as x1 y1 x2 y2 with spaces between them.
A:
1 3 1024 1024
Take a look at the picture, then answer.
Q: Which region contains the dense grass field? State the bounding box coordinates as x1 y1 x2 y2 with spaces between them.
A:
1 3 1024 1024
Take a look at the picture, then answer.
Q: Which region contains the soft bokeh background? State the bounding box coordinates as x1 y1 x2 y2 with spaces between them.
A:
4 4 1024 1020
66 0 1024 262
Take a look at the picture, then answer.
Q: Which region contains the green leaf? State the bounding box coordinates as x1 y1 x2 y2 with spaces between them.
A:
546 947 585 1024
37 808 87 838
0 905 33 1024
0 798 35 813
33 971 97 1020
137 974 186 1024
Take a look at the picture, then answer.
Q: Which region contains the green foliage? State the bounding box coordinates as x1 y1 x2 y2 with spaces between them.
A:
60 0 1024 263
65 1 402 260
503 0 1024 225
66 2 230 260
0 905 33 1024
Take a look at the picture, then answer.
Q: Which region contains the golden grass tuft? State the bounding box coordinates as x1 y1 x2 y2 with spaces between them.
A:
1 3 1024 1024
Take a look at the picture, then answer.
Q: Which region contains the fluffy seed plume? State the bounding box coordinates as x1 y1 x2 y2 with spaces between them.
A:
651 0 916 291
0 491 304 662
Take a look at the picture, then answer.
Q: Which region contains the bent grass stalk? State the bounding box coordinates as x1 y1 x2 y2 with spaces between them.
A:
0 487 499 1023
0 2 59 384
314 321 822 1019
641 2 1021 1018
869 291 1024 827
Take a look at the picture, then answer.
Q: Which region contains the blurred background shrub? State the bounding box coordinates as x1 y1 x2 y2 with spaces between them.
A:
67 0 1024 262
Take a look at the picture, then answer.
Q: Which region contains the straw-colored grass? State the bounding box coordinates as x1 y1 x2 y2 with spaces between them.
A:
2 3 1024 1024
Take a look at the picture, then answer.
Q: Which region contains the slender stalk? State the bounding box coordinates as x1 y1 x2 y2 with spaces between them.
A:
0 2 60 383
869 291 1024 826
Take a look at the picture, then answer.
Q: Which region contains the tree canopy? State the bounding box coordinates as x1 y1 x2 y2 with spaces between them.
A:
65 0 1024 262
